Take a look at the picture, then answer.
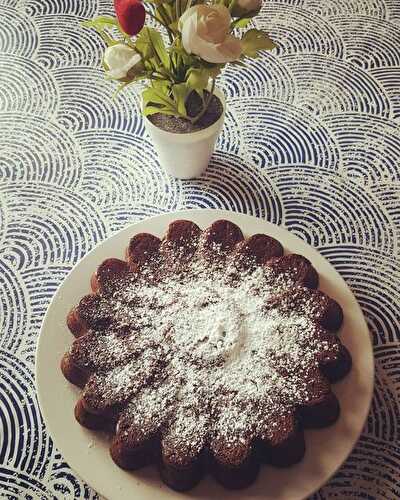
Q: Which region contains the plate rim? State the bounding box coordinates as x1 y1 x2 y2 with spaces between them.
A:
35 208 374 500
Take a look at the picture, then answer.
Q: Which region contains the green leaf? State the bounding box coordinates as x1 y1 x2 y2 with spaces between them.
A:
137 28 171 70
171 46 194 67
172 83 190 116
242 29 276 57
148 28 170 70
142 87 175 108
144 60 154 71
232 17 251 28
160 3 174 20
135 28 155 59
199 61 224 78
144 105 171 116
81 15 118 29
81 16 120 47
112 74 149 98
152 79 171 92
186 68 209 93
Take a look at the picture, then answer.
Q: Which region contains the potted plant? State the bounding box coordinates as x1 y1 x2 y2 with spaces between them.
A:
84 0 275 179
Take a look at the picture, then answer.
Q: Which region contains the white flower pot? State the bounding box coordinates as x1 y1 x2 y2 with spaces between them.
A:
143 88 225 179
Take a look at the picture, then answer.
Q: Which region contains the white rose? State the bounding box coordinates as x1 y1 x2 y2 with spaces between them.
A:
103 44 142 80
179 5 242 64
232 0 262 17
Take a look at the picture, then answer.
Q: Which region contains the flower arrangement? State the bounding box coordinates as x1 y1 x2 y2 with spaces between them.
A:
84 0 276 126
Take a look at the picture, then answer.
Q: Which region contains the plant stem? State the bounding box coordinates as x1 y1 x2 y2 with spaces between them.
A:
157 5 174 43
191 79 216 125
158 4 171 24
115 25 137 48
147 34 173 80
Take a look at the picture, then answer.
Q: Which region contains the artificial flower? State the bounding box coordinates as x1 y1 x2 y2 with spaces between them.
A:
114 0 146 36
231 0 262 17
179 5 242 64
104 44 142 79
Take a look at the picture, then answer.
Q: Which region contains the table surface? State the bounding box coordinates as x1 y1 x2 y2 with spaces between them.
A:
1 0 400 499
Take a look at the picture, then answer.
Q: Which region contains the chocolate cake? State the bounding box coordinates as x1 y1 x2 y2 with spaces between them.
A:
61 219 352 491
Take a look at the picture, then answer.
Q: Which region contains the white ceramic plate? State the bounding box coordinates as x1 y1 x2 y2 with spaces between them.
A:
36 209 374 500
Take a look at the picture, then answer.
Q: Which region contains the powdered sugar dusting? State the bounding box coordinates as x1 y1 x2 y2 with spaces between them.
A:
78 249 341 457
71 330 139 369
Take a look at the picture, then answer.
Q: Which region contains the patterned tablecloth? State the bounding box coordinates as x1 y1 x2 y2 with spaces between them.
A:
1 0 400 498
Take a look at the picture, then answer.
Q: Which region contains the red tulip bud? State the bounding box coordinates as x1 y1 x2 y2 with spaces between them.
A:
114 0 146 36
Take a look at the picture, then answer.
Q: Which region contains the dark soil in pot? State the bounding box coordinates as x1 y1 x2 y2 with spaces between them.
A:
148 91 223 134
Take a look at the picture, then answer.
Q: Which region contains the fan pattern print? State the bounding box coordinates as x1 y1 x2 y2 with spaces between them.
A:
1 0 400 498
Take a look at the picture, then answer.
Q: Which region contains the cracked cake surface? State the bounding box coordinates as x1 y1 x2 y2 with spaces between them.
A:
61 219 352 491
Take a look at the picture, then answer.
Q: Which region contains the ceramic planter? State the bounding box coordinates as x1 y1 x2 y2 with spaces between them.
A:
143 88 225 179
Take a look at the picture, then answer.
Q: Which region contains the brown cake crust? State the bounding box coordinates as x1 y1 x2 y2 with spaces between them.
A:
159 443 205 491
319 343 352 382
81 350 160 417
66 307 87 337
126 233 161 270
60 352 89 388
161 220 201 253
200 219 244 260
299 391 340 428
257 412 305 467
232 233 284 269
110 430 159 470
76 294 112 331
160 220 202 275
297 369 340 428
91 258 129 295
265 288 343 331
266 254 319 289
210 438 260 489
61 219 352 492
74 398 109 430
